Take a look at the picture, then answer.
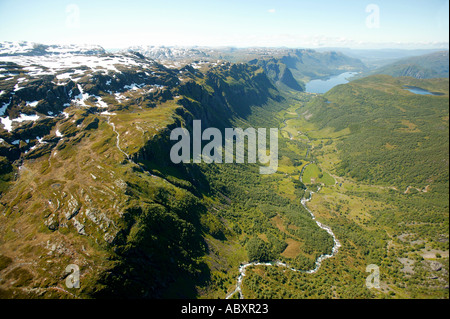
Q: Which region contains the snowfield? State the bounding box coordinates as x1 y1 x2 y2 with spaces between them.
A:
0 41 220 134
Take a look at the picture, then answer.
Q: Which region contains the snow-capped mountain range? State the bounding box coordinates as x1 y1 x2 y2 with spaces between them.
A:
0 41 365 137
0 41 229 136
126 45 214 61
0 41 105 56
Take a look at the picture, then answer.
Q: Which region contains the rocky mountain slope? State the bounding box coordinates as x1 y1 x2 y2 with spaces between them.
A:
0 42 282 298
247 58 305 92
126 46 367 87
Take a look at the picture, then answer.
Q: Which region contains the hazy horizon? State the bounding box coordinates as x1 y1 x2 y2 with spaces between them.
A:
1 40 448 52
0 0 448 50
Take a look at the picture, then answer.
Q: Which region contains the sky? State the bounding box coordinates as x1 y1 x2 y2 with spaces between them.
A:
0 0 448 49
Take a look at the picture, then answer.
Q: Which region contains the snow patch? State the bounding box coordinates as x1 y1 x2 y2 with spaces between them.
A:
73 84 90 106
56 72 74 80
15 113 40 123
0 113 40 132
26 100 39 107
0 98 12 116
94 95 108 108
114 92 127 103
124 83 145 91
101 111 117 115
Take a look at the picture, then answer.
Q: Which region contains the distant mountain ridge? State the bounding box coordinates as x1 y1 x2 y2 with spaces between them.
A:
0 41 105 56
278 49 367 81
127 45 213 61
126 45 367 90
365 50 449 79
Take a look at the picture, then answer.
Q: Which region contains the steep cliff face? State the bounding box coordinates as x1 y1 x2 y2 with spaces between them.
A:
0 45 284 298
126 45 367 86
179 63 278 125
248 58 305 92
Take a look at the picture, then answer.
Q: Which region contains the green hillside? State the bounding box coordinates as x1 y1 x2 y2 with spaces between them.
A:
303 75 449 188
282 75 449 298
365 51 449 79
281 49 367 82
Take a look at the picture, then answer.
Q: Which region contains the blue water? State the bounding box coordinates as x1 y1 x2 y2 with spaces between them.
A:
305 72 358 94
404 86 443 96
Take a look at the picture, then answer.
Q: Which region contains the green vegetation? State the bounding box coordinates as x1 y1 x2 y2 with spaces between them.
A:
1 59 336 299
248 58 305 92
276 49 366 83
304 75 448 189
303 163 335 185
211 74 448 299
281 75 449 298
0 156 15 194
0 50 447 300
362 50 449 79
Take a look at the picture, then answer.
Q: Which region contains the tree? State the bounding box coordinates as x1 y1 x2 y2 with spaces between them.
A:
246 237 273 262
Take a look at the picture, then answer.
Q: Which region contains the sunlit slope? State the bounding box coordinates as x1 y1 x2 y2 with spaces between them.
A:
0 50 287 298
303 75 449 189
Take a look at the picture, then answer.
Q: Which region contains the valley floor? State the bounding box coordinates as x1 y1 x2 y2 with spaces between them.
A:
210 93 448 299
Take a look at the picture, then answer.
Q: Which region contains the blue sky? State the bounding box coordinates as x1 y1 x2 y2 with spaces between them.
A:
0 0 448 49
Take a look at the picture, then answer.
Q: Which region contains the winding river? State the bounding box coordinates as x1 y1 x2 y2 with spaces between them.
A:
226 163 341 299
